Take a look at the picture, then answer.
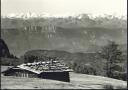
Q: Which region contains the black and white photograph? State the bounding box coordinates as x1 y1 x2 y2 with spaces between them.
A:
1 0 127 89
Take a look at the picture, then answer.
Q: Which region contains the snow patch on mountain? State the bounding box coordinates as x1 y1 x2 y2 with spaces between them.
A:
2 12 126 20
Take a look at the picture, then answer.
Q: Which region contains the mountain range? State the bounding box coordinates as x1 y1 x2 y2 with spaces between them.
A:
2 12 127 19
1 13 127 57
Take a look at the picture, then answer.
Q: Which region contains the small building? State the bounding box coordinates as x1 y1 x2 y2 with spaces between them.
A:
2 60 73 82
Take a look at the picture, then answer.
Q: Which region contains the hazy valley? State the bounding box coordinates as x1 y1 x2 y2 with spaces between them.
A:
1 13 127 56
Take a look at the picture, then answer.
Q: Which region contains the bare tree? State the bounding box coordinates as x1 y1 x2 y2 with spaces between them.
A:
98 41 124 78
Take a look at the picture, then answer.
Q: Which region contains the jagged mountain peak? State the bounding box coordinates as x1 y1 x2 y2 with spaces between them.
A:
2 12 126 20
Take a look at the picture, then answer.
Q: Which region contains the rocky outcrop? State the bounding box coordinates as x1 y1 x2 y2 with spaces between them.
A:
0 39 10 57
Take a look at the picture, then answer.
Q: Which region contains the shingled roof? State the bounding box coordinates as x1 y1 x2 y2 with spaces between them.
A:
17 60 73 74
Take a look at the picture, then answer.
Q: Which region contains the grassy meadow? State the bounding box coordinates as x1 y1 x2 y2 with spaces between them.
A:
1 66 127 89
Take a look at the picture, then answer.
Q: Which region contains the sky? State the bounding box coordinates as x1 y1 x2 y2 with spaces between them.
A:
1 0 127 16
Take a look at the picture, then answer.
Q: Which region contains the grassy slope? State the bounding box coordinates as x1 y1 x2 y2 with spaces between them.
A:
1 66 127 89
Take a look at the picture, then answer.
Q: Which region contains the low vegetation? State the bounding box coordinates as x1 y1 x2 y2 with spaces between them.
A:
103 84 114 89
1 57 23 66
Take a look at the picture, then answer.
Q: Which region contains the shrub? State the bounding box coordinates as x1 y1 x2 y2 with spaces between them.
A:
103 84 114 89
116 85 127 89
69 62 97 75
1 57 23 66
113 71 127 81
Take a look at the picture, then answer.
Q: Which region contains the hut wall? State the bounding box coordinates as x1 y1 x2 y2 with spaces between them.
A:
39 71 70 82
3 69 38 78
3 68 70 82
3 69 15 76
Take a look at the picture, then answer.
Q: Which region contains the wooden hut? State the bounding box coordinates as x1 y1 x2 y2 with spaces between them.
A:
2 60 73 82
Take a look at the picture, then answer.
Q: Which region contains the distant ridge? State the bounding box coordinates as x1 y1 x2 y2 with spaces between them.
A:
1 13 127 56
1 12 127 20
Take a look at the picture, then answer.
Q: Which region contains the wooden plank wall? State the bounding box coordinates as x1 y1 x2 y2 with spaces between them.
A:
3 69 70 82
11 69 38 78
39 71 70 82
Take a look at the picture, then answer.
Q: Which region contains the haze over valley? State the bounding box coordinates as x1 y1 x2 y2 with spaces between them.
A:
1 13 127 56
